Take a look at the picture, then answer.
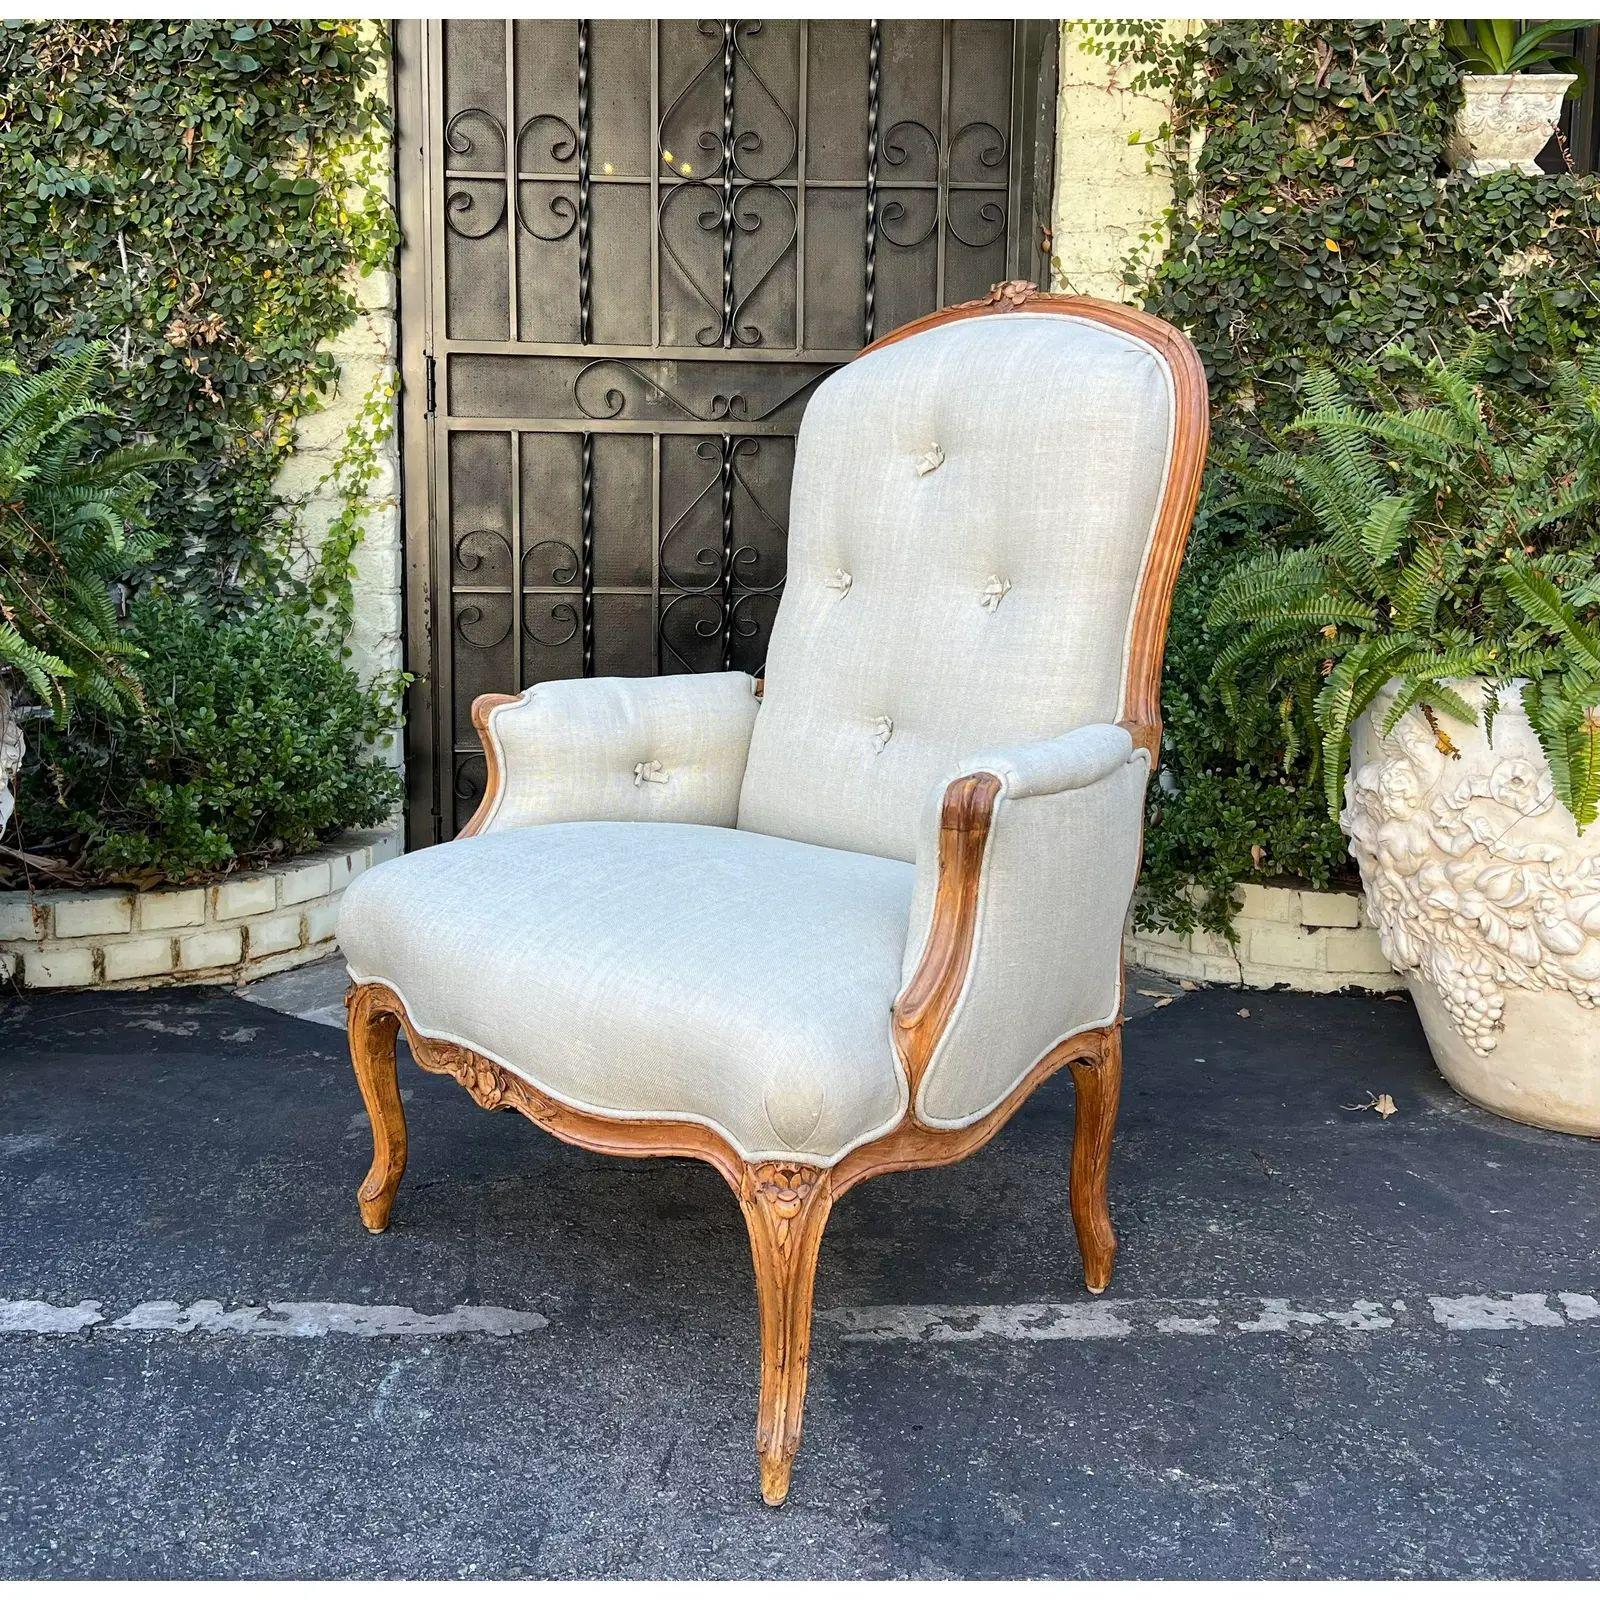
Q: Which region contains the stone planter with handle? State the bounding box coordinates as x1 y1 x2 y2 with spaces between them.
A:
1446 72 1576 176
1344 681 1600 1135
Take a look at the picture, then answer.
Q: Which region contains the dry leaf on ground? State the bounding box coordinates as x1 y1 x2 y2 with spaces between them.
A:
1343 1091 1398 1118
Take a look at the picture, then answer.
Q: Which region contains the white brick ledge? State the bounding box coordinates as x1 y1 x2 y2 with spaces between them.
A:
0 829 399 992
1126 880 1403 995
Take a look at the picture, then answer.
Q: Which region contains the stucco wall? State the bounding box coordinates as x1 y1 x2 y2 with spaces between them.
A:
1050 23 1180 303
273 49 403 769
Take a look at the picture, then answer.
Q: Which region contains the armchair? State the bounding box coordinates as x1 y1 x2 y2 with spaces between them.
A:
338 287 1208 1505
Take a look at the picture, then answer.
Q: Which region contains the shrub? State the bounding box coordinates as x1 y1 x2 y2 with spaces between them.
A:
14 593 403 886
1136 489 1352 934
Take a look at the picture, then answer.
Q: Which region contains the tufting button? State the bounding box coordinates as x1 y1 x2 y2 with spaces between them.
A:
633 760 668 787
915 443 945 477
871 715 894 754
824 567 853 598
979 575 1012 613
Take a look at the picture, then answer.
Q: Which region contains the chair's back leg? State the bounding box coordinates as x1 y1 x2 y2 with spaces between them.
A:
737 1162 833 1506
347 983 408 1234
1068 1024 1123 1293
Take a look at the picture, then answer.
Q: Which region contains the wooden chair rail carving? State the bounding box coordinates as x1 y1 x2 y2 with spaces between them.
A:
348 286 1209 1507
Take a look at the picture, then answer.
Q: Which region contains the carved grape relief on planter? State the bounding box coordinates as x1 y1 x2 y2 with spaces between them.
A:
1343 690 1600 1055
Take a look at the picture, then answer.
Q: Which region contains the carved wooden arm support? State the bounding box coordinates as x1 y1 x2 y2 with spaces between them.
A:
1118 717 1161 764
890 771 1004 1102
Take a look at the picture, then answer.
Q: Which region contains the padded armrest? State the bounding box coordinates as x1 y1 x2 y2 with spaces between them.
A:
467 672 761 835
895 723 1151 1129
955 722 1134 799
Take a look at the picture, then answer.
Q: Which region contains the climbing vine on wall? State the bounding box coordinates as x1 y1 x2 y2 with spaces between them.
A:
0 20 394 608
1073 19 1600 935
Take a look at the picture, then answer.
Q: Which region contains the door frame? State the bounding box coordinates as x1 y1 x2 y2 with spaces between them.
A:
391 19 1059 849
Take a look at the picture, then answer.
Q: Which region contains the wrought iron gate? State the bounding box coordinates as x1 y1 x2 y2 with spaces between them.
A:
394 20 1058 843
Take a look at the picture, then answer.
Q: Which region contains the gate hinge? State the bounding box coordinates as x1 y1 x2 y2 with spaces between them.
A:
424 352 438 417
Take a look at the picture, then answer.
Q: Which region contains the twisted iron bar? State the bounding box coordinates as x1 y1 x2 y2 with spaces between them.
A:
577 22 595 674
576 22 592 343
580 431 595 675
719 431 736 669
719 22 736 350
865 20 880 342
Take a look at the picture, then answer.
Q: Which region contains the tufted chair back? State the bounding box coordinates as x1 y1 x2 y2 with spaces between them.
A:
737 296 1203 862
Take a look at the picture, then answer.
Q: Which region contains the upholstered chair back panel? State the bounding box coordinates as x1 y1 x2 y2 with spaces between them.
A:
736 312 1176 862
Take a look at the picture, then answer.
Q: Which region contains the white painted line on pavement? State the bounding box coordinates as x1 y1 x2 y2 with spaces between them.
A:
821 1291 1600 1343
5 1290 1597 1343
0 1298 547 1338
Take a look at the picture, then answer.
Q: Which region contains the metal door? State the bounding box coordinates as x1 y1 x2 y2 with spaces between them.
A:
394 20 1058 842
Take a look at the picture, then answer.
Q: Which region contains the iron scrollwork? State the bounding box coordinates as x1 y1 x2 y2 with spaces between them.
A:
573 357 827 426
443 107 584 244
434 20 1030 828
656 20 799 349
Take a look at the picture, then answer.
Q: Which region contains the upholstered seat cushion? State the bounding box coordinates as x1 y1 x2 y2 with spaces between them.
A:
337 822 915 1166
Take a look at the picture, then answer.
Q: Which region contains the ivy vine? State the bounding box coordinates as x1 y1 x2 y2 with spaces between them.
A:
0 20 395 609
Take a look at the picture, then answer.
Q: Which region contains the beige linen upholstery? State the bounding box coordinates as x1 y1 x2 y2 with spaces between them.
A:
899 724 1150 1127
339 306 1181 1165
476 671 760 832
339 823 912 1165
737 311 1174 862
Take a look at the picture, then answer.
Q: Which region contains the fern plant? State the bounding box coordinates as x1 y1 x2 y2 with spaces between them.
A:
1208 343 1600 829
0 347 183 829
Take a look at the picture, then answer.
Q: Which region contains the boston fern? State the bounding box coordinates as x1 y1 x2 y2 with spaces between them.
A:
0 347 183 830
0 347 181 718
1208 344 1600 829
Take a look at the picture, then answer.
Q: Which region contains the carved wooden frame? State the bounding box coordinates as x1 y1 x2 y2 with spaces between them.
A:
348 285 1209 1507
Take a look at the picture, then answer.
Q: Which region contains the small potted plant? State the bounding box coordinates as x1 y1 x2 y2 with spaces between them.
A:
1444 19 1594 176
1208 344 1600 1134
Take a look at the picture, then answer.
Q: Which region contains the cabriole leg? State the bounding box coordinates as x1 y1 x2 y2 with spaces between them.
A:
347 983 407 1234
1068 1025 1123 1293
738 1161 833 1506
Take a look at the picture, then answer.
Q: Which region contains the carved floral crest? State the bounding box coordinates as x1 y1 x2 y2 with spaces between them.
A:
1343 685 1600 1055
962 279 1041 312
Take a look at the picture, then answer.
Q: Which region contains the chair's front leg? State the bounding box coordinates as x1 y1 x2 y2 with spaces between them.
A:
347 983 407 1234
1068 1024 1122 1293
737 1161 833 1506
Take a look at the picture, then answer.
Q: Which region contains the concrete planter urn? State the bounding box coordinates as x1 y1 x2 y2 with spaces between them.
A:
1344 681 1600 1135
1445 73 1576 176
